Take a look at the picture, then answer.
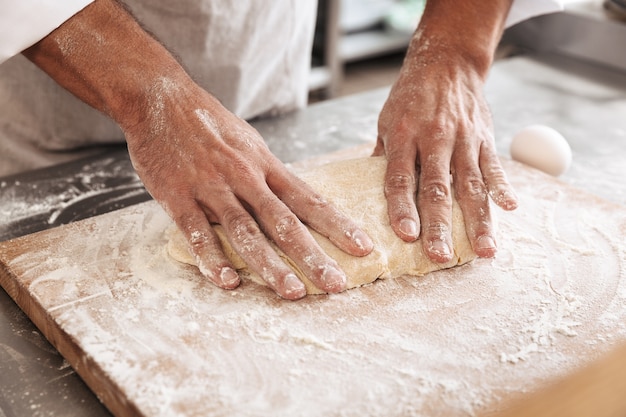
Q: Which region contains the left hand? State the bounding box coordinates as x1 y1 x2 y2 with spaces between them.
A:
374 42 518 263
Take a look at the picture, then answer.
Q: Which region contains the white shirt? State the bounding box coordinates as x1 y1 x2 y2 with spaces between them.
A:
0 0 94 64
0 0 564 66
506 0 564 27
0 0 563 176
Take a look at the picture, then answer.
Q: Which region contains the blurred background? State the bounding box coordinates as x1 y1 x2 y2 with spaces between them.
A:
308 0 626 101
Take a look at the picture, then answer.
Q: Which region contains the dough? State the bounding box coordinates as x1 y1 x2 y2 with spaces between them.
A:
166 156 477 294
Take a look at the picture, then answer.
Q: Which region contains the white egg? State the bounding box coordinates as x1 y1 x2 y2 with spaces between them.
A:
509 125 572 177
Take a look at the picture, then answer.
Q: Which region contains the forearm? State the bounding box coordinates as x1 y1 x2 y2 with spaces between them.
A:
17 0 374 299
22 0 192 133
409 0 514 79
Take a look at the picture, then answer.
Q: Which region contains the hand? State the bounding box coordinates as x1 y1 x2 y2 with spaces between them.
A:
125 81 373 299
23 0 373 300
374 25 518 263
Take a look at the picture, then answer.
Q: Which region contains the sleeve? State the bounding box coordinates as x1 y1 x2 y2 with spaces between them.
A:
0 0 95 65
505 0 565 28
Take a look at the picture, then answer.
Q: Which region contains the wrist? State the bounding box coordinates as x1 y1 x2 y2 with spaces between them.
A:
23 0 197 135
104 53 191 133
407 0 513 80
404 28 493 81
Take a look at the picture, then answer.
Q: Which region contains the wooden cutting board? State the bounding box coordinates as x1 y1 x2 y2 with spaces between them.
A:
1 153 626 417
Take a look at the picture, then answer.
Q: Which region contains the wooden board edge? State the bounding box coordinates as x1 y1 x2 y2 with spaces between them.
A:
490 342 626 417
0 244 144 417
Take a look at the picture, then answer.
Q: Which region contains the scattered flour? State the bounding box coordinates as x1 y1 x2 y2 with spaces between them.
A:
3 159 626 417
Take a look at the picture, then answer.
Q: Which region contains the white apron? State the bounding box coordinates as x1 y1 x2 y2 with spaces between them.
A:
0 0 318 176
0 0 562 176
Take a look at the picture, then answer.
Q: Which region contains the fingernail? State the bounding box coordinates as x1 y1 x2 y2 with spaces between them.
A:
429 239 451 257
219 267 240 288
352 229 374 252
283 273 306 298
476 235 496 251
399 218 418 238
322 266 347 292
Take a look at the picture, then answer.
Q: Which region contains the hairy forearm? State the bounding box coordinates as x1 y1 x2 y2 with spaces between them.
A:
409 0 514 78
22 0 191 132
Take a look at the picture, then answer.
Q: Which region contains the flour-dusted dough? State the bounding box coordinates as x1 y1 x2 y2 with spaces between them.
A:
167 156 477 294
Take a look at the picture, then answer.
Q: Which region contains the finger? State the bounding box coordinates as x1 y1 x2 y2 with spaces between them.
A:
451 143 497 258
269 169 374 257
208 193 309 300
371 135 385 157
383 144 421 242
480 140 519 211
417 153 454 263
170 203 241 290
249 187 349 294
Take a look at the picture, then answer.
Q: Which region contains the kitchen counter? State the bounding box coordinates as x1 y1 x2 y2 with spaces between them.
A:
1 53 625 416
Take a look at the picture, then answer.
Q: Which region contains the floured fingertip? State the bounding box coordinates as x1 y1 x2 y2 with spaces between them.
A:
475 235 497 258
426 238 453 263
319 265 347 293
281 273 307 300
490 188 519 211
197 259 240 290
218 266 241 289
347 228 374 256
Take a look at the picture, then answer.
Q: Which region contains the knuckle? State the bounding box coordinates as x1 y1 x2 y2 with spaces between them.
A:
291 186 331 212
385 173 415 195
427 117 453 141
230 161 259 185
188 229 211 252
220 205 246 227
305 193 331 211
273 214 304 244
424 221 449 239
456 177 488 201
419 181 450 203
221 207 263 249
389 118 413 138
484 164 509 185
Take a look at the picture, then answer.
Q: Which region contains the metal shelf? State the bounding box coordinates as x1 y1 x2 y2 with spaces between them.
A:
310 0 410 97
503 1 626 73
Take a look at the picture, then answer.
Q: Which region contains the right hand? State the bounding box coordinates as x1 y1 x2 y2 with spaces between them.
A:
125 81 374 300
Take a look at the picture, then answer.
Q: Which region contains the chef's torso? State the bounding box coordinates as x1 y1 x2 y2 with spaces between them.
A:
0 0 563 176
0 0 317 175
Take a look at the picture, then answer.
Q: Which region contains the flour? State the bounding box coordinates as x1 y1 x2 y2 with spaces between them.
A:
3 158 626 417
0 156 145 243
